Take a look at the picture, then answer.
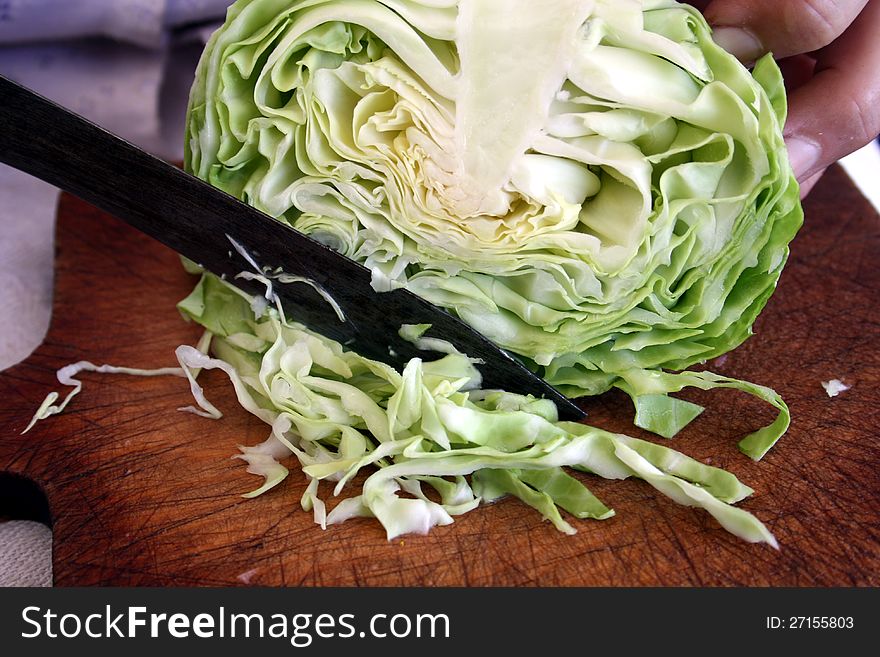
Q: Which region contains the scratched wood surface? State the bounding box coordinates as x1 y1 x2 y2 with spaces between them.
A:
0 165 878 586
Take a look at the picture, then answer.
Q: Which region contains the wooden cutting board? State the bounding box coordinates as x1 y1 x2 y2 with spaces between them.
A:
1 165 878 586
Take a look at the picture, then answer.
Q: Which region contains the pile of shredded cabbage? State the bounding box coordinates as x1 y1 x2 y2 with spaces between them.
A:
170 273 777 546
26 250 780 547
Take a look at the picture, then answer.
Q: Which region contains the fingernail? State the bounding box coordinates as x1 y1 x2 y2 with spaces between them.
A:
712 26 764 63
786 137 822 181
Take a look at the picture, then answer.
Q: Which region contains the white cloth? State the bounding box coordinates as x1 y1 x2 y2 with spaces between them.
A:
0 521 53 587
0 0 230 47
0 0 230 587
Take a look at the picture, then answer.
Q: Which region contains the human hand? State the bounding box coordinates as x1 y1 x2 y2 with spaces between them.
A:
689 0 880 197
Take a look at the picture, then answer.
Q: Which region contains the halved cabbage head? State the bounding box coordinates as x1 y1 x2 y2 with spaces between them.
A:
177 0 806 544
186 0 801 403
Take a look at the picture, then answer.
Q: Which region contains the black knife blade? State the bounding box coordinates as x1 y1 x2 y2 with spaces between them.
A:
0 75 585 421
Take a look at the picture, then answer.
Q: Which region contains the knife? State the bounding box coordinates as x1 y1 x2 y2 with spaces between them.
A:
0 75 585 421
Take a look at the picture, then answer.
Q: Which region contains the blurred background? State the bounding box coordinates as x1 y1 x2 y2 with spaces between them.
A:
1 1 878 586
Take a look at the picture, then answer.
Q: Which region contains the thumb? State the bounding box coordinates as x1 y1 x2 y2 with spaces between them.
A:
782 0 880 182
704 0 868 62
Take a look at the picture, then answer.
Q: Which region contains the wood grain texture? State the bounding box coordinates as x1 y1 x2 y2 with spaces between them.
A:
0 165 878 586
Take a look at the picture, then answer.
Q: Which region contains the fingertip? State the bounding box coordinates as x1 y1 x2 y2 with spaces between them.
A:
712 26 764 64
798 168 827 200
785 137 823 182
